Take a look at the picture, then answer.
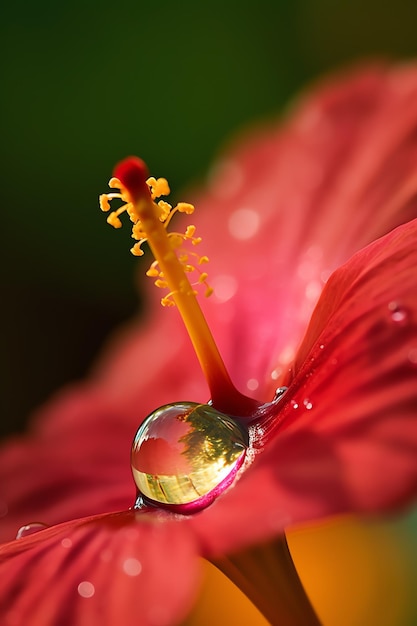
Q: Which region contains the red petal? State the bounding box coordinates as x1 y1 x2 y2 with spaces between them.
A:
3 63 417 554
0 390 135 542
0 510 199 626
188 64 417 395
191 219 417 554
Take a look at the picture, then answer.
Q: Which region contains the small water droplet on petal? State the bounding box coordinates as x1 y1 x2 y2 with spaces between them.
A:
16 522 49 539
228 208 260 240
123 557 142 577
61 537 73 549
246 378 259 391
273 387 288 402
303 399 313 410
291 400 299 410
388 301 409 325
212 274 238 303
78 581 95 598
270 368 281 380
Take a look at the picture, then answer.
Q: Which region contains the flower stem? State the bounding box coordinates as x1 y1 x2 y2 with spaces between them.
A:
214 534 322 625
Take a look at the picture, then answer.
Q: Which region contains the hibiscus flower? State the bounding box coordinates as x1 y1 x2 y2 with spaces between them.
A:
0 63 416 626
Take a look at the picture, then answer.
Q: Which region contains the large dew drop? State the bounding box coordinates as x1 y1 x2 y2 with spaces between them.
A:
131 402 248 513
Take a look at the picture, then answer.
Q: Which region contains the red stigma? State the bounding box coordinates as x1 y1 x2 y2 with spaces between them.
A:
113 156 151 201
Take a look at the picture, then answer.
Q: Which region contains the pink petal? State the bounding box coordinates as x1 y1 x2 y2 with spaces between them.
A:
0 510 199 626
189 63 417 394
190 219 417 555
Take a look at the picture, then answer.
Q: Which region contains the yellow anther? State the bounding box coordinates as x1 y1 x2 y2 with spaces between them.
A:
130 243 145 256
101 162 212 307
132 222 147 240
161 294 176 307
205 286 214 298
185 225 196 237
199 256 209 264
147 176 170 199
99 195 111 212
109 177 122 189
157 200 172 221
107 212 123 228
177 202 194 214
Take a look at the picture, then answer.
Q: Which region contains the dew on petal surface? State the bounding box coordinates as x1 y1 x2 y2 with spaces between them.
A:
77 581 95 598
211 274 238 302
122 557 142 577
246 378 259 391
131 402 248 512
228 208 260 240
387 301 409 325
16 522 49 539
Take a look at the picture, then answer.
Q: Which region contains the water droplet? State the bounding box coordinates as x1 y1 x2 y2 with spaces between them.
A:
16 522 49 539
61 538 72 549
303 399 313 410
123 557 142 577
246 378 259 391
131 402 248 513
270 368 281 381
212 274 238 303
273 387 288 402
319 344 325 350
305 280 322 302
291 400 299 410
388 301 409 325
78 581 95 598
228 208 260 240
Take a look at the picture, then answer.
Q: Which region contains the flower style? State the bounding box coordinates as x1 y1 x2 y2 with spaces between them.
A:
1 63 417 626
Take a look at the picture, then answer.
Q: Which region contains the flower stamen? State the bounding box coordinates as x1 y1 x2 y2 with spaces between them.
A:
100 156 259 416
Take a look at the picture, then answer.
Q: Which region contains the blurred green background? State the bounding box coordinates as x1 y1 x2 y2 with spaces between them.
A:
2 0 417 434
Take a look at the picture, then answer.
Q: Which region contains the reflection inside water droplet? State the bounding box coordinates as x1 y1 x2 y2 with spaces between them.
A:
273 387 288 402
16 522 49 539
131 402 248 513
